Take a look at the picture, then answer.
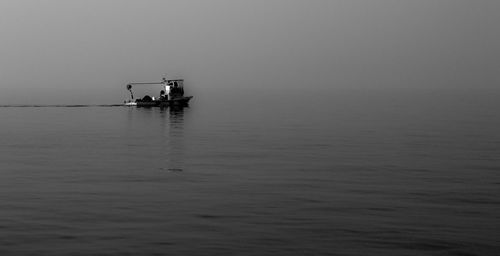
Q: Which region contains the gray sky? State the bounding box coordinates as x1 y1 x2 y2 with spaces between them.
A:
0 0 499 104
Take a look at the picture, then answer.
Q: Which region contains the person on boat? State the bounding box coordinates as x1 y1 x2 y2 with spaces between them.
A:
162 78 171 100
171 82 179 98
160 90 166 101
172 82 178 93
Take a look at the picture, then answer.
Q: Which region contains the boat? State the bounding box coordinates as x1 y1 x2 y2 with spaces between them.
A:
124 77 193 107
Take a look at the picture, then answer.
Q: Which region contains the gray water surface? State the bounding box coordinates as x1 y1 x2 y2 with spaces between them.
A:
0 89 499 255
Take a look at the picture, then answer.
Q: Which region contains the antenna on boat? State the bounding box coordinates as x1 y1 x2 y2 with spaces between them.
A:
126 84 134 99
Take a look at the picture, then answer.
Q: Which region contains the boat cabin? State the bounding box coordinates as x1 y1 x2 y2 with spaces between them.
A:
162 78 185 99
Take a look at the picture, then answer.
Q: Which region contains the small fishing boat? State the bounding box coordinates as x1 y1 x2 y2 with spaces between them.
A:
124 77 193 107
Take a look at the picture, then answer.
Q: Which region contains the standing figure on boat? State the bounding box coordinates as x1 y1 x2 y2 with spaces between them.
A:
162 77 170 101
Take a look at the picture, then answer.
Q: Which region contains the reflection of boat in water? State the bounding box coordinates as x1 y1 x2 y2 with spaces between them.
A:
124 77 193 107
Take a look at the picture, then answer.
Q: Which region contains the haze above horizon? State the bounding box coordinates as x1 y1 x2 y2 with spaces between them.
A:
1 0 499 104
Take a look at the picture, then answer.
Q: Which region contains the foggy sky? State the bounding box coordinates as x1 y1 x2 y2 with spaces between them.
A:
0 0 499 104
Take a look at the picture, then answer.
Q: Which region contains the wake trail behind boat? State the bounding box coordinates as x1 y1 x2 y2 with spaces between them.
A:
0 104 125 108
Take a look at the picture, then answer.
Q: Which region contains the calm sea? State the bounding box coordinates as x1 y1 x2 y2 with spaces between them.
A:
0 89 499 255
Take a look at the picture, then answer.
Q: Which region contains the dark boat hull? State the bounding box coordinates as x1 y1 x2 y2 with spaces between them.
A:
134 96 193 107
